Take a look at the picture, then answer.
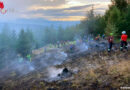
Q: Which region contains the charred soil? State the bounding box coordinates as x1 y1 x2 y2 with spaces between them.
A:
0 44 130 90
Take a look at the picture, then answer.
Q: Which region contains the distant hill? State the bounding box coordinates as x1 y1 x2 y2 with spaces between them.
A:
0 18 80 32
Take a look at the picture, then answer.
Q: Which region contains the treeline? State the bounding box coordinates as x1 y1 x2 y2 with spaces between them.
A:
0 0 129 59
0 25 79 58
0 29 34 57
79 0 130 37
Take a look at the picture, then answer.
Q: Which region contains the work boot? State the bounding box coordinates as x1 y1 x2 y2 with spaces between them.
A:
108 49 111 52
125 46 128 51
120 47 123 51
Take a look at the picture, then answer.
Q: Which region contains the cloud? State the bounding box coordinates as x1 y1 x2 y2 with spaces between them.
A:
50 16 86 21
64 4 94 10
24 3 109 21
27 4 95 16
0 0 111 21
66 0 110 3
4 0 66 12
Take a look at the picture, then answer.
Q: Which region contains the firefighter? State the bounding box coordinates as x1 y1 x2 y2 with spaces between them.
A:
27 54 32 62
107 33 114 52
95 34 101 41
102 34 105 39
70 44 75 53
57 41 60 48
120 31 128 51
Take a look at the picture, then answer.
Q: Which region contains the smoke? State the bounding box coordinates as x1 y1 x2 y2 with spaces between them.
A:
41 67 64 82
0 35 108 82
13 61 35 75
0 48 69 79
33 49 68 70
47 67 63 78
73 39 89 53
77 43 89 52
0 58 35 79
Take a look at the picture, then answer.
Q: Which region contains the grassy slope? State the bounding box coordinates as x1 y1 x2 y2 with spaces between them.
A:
2 49 130 90
43 51 130 90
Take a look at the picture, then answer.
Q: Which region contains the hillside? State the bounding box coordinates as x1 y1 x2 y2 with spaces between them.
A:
0 19 79 32
0 42 130 90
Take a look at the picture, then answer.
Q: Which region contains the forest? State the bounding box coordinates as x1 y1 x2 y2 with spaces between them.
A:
0 0 130 69
0 0 130 90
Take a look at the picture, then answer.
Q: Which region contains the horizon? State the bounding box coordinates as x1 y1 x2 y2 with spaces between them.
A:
0 0 111 22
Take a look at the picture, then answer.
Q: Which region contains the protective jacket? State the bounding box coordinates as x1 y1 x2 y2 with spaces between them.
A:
108 36 114 43
121 34 128 41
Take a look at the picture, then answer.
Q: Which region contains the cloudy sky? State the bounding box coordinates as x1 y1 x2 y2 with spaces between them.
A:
0 0 111 21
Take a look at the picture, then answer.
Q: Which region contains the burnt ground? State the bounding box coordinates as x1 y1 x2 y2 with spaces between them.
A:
0 42 130 90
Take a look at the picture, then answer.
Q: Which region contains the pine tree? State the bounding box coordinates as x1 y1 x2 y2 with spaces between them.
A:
0 25 10 49
10 30 17 49
111 0 128 11
16 30 32 57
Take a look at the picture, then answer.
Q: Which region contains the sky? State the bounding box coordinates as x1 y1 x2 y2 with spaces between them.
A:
0 0 111 21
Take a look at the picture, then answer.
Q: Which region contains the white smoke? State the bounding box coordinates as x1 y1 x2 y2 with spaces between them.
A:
34 49 68 69
47 67 63 78
14 61 35 75
0 58 36 79
78 43 89 52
